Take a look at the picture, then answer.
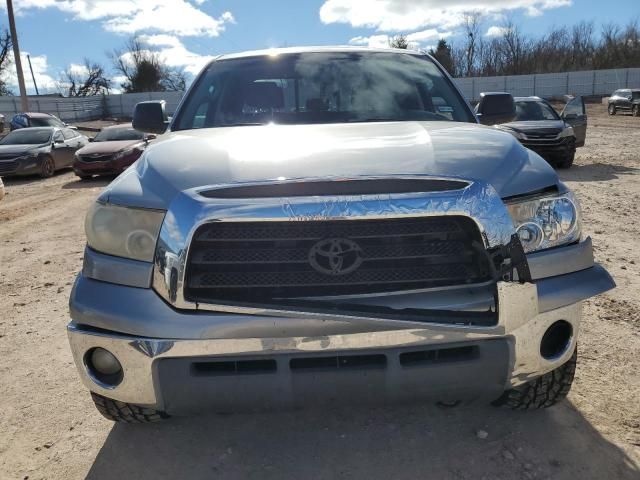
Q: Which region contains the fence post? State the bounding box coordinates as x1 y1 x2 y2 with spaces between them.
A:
625 68 629 88
565 73 569 96
533 74 536 96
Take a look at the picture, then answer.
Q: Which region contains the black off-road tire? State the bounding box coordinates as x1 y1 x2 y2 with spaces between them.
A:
608 104 616 115
633 105 640 117
40 155 55 178
492 347 577 410
91 392 169 423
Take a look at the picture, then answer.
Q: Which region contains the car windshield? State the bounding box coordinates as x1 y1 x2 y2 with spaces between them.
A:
514 100 560 121
174 51 475 130
0 129 52 145
30 116 65 128
93 127 144 142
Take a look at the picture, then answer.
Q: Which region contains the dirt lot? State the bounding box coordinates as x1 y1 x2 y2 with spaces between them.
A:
0 104 639 479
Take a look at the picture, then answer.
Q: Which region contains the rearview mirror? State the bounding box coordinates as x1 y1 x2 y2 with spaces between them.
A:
133 101 169 135
475 92 516 126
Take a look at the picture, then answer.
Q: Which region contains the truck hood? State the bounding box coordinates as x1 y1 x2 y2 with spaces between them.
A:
103 121 559 209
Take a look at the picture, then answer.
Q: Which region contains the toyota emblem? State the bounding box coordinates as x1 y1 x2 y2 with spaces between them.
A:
308 238 363 276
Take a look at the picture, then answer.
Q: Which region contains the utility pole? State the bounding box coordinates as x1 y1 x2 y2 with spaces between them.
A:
26 54 39 95
6 0 28 111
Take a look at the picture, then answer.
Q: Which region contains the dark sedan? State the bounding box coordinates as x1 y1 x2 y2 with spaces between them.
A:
494 96 586 168
73 124 153 179
0 127 89 178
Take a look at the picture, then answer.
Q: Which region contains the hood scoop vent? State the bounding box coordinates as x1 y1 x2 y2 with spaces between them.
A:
199 178 470 199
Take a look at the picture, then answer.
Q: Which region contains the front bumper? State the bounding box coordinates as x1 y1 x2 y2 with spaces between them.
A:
68 238 614 412
73 158 132 176
521 137 575 159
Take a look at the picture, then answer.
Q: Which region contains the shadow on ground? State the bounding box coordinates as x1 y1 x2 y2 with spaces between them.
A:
62 176 114 190
560 162 640 182
86 401 638 480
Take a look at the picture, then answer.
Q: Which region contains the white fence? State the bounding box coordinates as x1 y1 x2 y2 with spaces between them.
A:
454 67 640 101
2 67 639 122
0 91 184 123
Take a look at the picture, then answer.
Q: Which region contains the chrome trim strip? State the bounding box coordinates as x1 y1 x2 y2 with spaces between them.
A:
83 247 153 288
152 175 516 318
527 237 594 280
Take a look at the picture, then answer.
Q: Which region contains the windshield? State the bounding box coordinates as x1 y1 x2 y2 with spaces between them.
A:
0 129 52 145
30 116 65 128
174 52 475 130
514 100 560 121
93 127 144 142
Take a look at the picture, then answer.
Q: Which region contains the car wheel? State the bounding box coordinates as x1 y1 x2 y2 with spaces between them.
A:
555 150 575 169
608 104 616 115
633 105 640 117
90 392 169 423
492 347 576 409
40 156 55 178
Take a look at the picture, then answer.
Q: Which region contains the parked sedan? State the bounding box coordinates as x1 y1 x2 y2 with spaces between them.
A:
608 89 640 116
73 124 153 179
489 95 586 168
0 127 89 178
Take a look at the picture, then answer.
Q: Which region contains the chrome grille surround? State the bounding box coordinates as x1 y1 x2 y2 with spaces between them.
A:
152 175 516 319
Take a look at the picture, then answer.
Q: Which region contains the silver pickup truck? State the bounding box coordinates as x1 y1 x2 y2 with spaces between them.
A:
68 47 614 422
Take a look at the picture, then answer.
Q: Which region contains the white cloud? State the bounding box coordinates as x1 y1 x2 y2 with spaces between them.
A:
320 0 571 31
349 28 451 50
138 35 215 76
485 26 510 37
14 0 235 37
1 52 58 94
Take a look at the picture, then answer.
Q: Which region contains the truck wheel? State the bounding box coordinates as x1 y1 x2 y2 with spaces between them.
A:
556 149 575 169
40 156 55 178
492 348 576 410
633 105 639 117
90 392 169 423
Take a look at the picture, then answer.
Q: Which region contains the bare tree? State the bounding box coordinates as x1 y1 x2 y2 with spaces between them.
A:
111 37 186 93
62 58 110 97
461 12 482 76
0 29 13 95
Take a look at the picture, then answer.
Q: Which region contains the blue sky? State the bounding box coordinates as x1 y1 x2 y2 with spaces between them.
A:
7 0 640 94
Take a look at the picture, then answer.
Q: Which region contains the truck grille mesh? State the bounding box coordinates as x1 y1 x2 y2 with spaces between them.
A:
184 216 490 302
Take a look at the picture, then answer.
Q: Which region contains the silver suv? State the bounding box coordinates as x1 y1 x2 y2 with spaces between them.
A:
68 47 614 422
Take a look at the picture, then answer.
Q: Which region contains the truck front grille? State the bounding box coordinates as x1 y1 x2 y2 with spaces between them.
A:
78 154 113 163
184 216 491 303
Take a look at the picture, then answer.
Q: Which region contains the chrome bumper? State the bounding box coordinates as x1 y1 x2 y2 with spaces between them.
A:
68 281 587 409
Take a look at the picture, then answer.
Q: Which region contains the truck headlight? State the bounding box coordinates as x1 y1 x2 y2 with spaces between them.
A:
85 202 165 262
506 191 581 253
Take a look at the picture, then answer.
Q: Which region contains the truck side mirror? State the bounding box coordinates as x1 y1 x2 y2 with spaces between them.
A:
476 92 516 126
133 101 169 135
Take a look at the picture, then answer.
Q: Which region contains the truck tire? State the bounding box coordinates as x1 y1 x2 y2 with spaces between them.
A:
492 347 576 410
608 104 616 115
90 392 169 423
556 149 575 169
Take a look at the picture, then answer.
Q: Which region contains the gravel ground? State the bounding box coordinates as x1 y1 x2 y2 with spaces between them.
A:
0 104 638 479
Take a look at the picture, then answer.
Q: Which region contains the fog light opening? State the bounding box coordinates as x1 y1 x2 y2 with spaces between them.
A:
540 321 573 360
84 347 123 388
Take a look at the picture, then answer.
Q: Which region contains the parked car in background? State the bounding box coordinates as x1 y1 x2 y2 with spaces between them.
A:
478 94 586 168
73 124 154 179
9 112 68 131
608 89 640 116
0 127 89 178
